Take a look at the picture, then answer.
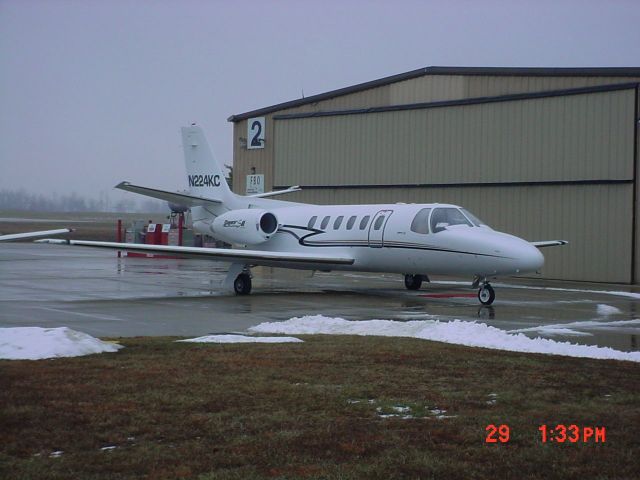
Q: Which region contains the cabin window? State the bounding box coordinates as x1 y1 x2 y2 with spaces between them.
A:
346 215 357 230
410 208 431 234
320 215 331 229
359 215 370 230
373 215 385 230
430 208 473 233
333 216 344 229
308 216 317 229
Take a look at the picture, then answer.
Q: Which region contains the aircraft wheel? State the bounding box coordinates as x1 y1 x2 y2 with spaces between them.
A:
478 284 495 305
233 273 252 295
404 274 423 290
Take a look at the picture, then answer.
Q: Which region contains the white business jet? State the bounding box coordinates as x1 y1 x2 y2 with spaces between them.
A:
62 125 567 305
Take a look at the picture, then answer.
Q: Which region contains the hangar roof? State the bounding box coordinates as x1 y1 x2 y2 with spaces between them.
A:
227 66 640 122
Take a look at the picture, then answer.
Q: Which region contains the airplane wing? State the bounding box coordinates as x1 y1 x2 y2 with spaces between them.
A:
46 240 355 269
115 182 221 207
530 240 569 248
0 228 72 242
249 186 301 198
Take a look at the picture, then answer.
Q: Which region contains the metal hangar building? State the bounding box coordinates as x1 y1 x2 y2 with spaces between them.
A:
227 67 640 284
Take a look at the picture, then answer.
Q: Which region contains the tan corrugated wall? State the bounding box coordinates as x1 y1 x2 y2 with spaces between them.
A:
232 75 640 194
274 89 635 187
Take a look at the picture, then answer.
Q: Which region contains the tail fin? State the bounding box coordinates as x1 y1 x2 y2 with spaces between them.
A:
182 125 233 203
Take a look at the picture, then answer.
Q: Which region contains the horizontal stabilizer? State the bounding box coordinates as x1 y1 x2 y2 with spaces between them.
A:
531 240 569 248
115 182 221 207
250 186 301 198
58 240 355 268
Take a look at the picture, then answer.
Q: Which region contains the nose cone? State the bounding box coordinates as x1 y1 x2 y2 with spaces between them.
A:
482 231 545 275
512 240 544 273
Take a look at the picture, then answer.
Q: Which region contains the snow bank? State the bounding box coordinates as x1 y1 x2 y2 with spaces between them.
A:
177 334 303 344
250 315 640 363
0 327 122 360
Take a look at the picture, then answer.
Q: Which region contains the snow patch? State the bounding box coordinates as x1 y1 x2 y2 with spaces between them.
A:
376 406 415 419
250 315 640 363
0 327 122 360
177 334 303 344
597 304 622 316
509 319 640 336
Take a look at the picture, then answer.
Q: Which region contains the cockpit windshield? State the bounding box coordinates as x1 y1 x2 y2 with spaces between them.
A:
430 208 473 233
410 207 490 234
460 208 487 227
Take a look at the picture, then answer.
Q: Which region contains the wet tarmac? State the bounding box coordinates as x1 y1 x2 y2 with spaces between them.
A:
1 244 639 352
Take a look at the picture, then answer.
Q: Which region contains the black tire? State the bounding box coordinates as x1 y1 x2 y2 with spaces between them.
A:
404 274 423 290
233 273 252 295
478 284 495 305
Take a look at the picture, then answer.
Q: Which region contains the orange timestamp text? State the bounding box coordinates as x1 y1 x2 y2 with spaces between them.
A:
485 424 606 444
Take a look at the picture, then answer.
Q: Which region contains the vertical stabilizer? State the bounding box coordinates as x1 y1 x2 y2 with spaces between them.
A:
182 125 233 204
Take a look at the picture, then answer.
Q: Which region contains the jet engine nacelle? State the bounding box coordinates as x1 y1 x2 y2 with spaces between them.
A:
210 209 279 245
167 202 189 214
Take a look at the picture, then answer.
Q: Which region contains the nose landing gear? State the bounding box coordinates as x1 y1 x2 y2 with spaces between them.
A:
478 283 495 306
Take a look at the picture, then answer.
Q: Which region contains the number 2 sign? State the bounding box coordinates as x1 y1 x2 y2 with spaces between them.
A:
247 117 265 149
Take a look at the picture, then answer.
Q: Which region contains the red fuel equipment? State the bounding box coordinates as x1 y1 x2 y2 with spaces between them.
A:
159 224 171 245
145 224 162 244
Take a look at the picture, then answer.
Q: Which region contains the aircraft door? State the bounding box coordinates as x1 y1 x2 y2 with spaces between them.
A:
368 210 393 248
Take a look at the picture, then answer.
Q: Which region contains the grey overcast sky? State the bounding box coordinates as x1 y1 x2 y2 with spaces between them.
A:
1 0 639 200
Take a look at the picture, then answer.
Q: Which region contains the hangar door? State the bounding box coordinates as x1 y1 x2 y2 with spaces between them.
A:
272 86 638 283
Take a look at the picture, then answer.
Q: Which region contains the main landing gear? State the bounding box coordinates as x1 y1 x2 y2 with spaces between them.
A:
404 274 422 290
404 274 430 290
233 272 252 295
225 263 252 295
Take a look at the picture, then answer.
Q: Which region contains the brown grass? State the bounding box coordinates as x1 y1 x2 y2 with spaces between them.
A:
1 335 638 479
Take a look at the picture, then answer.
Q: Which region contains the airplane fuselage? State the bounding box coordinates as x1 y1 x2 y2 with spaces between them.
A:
192 202 544 279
